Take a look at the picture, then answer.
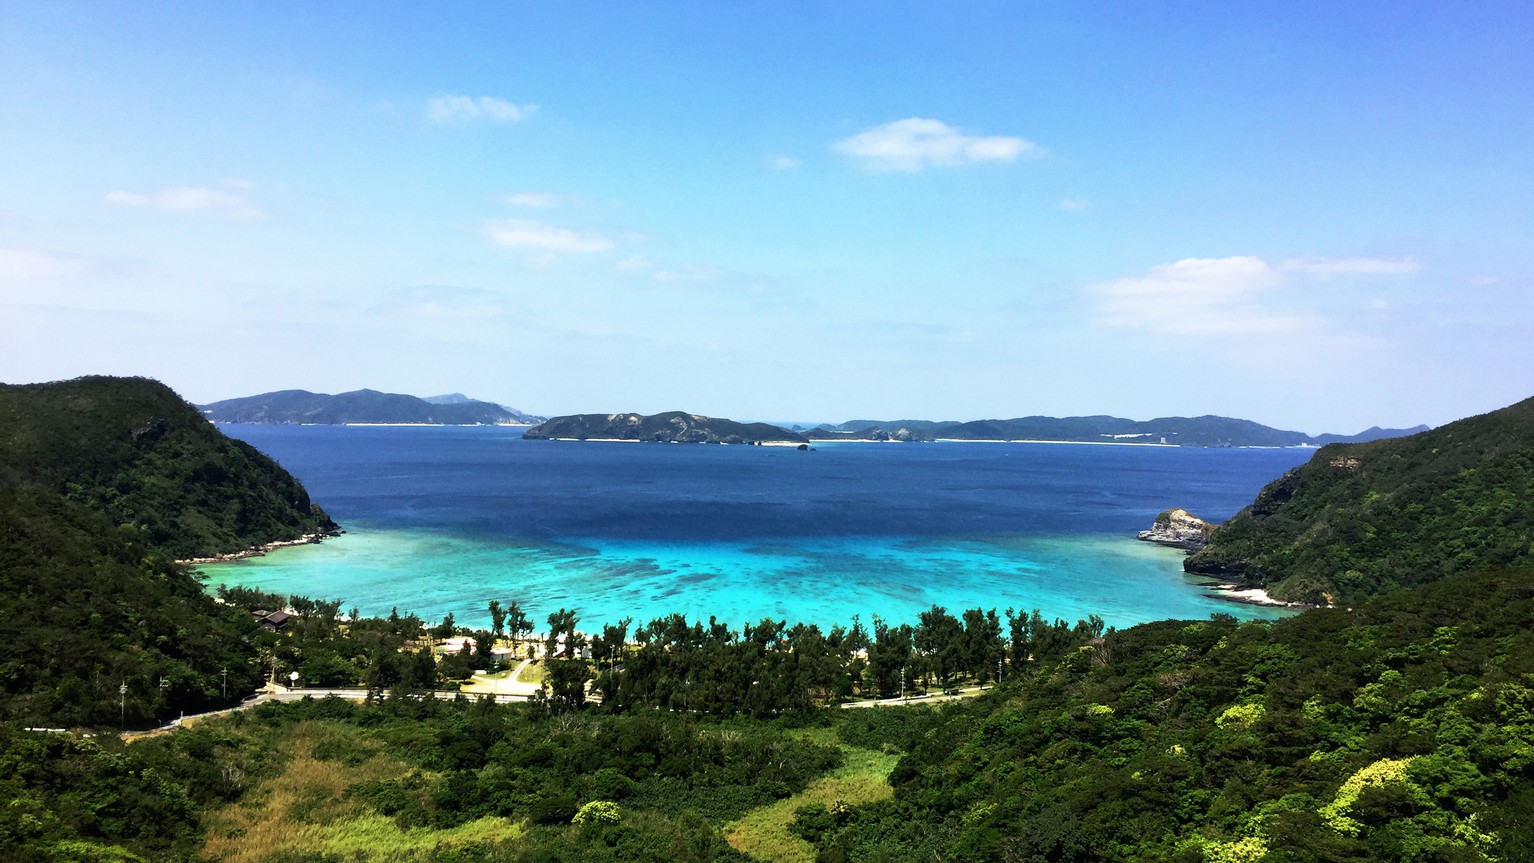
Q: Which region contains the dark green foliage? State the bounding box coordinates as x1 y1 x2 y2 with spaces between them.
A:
801 567 1534 862
0 483 262 726
523 411 807 444
0 375 348 725
0 715 280 862
595 606 1068 716
0 375 336 559
265 695 841 833
1187 394 1534 603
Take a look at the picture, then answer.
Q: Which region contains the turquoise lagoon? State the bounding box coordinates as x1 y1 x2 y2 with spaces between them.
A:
201 426 1315 631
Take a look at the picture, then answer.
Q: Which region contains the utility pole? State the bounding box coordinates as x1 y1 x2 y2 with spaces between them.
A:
119 681 126 728
900 666 906 702
220 667 228 701
997 657 1003 685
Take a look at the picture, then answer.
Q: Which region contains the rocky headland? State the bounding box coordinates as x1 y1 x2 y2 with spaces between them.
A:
1136 508 1216 551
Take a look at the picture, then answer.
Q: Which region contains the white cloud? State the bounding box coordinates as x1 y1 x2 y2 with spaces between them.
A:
1059 197 1091 213
483 219 614 253
1091 256 1313 336
616 255 656 270
104 186 264 219
427 95 537 123
833 118 1044 172
1281 256 1420 277
767 154 802 170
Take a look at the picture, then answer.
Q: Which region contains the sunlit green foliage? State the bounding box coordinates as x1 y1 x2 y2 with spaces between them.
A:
1187 395 1534 604
0 375 335 558
801 567 1534 862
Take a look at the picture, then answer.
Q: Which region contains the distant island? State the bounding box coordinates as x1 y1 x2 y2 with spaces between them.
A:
524 412 809 444
525 411 1427 448
200 389 543 425
807 415 1427 448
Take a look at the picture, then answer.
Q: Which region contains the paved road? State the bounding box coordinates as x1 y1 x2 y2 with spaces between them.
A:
839 684 991 708
121 684 534 739
120 674 985 738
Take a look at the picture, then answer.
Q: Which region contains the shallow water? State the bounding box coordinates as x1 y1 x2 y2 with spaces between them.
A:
202 427 1314 631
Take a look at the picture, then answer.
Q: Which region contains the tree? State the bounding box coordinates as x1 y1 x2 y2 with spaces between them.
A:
544 658 591 711
545 608 583 659
507 601 533 646
474 630 498 670
488 600 506 640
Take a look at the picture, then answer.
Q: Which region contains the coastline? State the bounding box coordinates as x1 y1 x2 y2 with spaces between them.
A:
934 438 1177 447
178 532 334 566
1199 581 1313 609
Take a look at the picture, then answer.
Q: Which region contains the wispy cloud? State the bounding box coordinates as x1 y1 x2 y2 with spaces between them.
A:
0 248 81 281
1281 256 1420 277
503 191 568 208
1091 253 1421 338
426 95 537 123
651 263 721 283
1059 197 1091 213
366 284 517 320
616 255 656 271
104 185 264 219
483 219 614 253
1091 256 1309 336
767 154 802 170
615 254 723 285
833 118 1044 172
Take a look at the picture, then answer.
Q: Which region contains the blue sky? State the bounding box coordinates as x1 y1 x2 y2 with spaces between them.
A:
2 2 1530 433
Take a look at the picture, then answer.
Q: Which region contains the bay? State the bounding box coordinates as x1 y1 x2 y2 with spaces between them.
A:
202 426 1315 631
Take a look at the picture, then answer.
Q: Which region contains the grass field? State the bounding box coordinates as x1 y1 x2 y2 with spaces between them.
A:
200 721 521 863
723 728 899 863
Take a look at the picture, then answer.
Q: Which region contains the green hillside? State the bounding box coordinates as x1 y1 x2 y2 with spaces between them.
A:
1185 395 1534 604
796 566 1534 862
0 483 263 726
1 376 337 559
524 411 808 444
202 388 535 425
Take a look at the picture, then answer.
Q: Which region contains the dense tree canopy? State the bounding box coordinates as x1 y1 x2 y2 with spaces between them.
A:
1187 394 1534 604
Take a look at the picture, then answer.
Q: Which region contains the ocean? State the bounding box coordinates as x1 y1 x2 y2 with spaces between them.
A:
202 426 1315 632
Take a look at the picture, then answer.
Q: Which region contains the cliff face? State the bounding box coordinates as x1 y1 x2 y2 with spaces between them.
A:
1136 508 1215 550
524 411 808 444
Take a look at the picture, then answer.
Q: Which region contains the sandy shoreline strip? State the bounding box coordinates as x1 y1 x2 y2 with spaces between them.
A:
1201 582 1313 609
178 533 333 566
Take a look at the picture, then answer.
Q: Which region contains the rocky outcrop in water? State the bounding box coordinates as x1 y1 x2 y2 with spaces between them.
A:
1137 508 1215 551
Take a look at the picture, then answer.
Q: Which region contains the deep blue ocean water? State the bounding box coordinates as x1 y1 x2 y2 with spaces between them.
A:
203 426 1314 632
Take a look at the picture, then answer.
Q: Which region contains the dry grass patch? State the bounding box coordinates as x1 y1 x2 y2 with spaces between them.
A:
200 721 521 863
724 743 899 863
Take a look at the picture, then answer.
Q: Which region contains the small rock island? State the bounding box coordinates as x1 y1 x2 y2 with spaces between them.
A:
1137 508 1216 551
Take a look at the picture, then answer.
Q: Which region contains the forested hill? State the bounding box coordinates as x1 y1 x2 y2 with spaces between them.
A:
0 483 262 726
829 415 1428 447
201 387 540 425
1185 394 1534 604
0 375 346 726
804 566 1534 862
1 375 336 559
524 411 809 444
